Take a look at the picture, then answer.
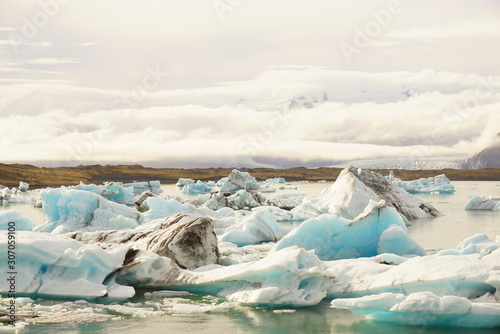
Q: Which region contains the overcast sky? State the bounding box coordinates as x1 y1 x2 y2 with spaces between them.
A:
1 0 499 168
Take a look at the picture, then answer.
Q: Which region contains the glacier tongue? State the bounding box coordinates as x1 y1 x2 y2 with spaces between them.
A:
331 292 500 328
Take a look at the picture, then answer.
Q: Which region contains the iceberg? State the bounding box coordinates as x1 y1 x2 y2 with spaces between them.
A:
218 210 289 246
464 195 500 210
331 292 500 328
219 169 261 193
35 188 139 233
0 231 134 300
71 182 136 205
19 181 29 192
0 210 36 231
123 180 163 195
117 246 335 306
264 177 286 184
204 189 266 210
265 193 306 210
292 167 440 221
68 214 220 270
176 178 195 187
139 197 192 222
326 244 500 300
181 180 214 195
386 171 455 194
274 200 425 261
456 233 500 255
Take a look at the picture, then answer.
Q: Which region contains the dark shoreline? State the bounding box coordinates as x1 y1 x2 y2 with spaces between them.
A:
0 163 499 189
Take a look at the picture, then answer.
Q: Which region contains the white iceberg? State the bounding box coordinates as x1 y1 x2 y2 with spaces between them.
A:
0 210 36 231
204 189 266 210
35 188 139 233
386 171 455 194
117 246 335 306
123 180 163 195
465 195 500 210
19 181 29 192
176 178 195 187
274 200 425 261
326 244 500 300
218 210 289 246
264 177 286 184
292 167 440 221
331 291 500 328
0 231 133 300
456 233 499 256
219 169 261 193
265 193 306 210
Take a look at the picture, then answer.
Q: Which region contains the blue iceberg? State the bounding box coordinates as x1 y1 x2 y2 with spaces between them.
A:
0 210 36 231
274 200 425 260
0 231 133 300
35 188 139 233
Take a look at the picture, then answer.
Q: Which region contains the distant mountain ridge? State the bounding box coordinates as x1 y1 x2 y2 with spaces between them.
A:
463 145 500 169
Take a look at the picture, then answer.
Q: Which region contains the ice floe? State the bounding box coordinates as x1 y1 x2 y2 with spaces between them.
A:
71 182 136 205
331 291 500 328
386 171 455 194
464 195 500 210
0 231 133 300
326 243 500 300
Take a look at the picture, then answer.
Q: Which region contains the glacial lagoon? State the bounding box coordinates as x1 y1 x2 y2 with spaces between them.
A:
0 179 499 333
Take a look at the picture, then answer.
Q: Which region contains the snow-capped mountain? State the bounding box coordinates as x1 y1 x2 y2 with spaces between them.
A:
332 158 462 170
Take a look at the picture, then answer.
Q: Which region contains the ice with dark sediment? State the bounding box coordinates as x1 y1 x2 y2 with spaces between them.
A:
292 166 440 221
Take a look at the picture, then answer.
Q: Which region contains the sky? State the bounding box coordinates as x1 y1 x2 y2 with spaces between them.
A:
0 0 499 168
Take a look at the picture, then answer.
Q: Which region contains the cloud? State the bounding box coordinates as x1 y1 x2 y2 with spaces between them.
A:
75 42 98 47
385 20 500 40
26 58 82 65
0 68 498 167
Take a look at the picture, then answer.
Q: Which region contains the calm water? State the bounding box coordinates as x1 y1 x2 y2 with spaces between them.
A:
1 181 499 333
